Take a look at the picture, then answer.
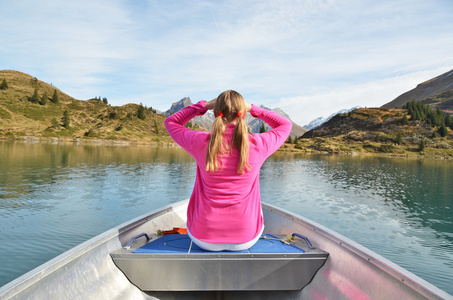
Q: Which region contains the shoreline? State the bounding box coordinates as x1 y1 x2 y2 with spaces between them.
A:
1 135 451 160
0 135 179 148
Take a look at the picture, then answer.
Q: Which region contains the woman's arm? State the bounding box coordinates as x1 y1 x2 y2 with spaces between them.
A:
164 101 208 152
249 104 292 154
250 105 291 130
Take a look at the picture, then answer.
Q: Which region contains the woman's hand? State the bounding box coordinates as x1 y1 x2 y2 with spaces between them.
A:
245 101 252 112
205 98 217 110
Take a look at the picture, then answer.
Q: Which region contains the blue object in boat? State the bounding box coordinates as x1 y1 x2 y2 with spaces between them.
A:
133 234 304 254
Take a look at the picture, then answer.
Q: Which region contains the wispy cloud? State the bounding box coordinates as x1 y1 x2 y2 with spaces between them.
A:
278 67 451 125
1 0 452 125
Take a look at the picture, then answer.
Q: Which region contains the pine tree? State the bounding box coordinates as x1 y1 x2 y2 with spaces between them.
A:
62 110 70 128
0 79 8 90
438 124 448 137
446 114 453 130
419 138 426 151
154 120 160 134
394 132 402 144
404 100 452 131
102 97 108 105
29 88 39 103
51 90 59 104
402 114 409 125
51 118 59 129
260 122 266 133
39 92 48 105
137 105 146 120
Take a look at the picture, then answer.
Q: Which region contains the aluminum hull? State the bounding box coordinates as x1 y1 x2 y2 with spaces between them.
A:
0 200 450 299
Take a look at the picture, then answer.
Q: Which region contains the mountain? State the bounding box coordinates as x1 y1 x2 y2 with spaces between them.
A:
0 70 168 144
1 69 450 156
302 107 404 138
299 106 452 157
164 97 193 116
304 106 360 130
382 69 453 111
164 98 307 138
299 69 453 158
163 97 215 131
247 106 307 138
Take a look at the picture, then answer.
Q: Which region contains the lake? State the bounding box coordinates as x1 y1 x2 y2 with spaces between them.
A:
0 141 452 295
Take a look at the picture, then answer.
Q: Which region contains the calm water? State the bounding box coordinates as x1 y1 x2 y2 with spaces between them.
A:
0 142 452 295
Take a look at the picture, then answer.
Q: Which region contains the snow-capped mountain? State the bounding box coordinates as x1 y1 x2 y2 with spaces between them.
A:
304 107 360 130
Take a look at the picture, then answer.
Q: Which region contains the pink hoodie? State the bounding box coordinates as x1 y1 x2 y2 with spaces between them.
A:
165 101 292 243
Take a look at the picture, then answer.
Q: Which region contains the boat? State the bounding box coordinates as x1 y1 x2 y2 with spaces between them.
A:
0 200 450 299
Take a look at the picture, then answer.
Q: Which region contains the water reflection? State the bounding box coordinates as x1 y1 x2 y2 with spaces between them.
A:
261 153 453 293
0 142 198 286
0 143 452 294
305 156 452 241
0 143 195 214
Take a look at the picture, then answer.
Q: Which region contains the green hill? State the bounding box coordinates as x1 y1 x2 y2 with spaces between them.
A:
1 69 452 157
0 70 170 144
287 106 453 157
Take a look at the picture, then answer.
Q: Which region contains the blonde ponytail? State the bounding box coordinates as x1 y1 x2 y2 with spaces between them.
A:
233 116 251 174
205 115 227 172
205 90 251 174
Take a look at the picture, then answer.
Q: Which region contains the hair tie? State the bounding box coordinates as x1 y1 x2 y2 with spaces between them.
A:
237 112 242 118
218 112 224 118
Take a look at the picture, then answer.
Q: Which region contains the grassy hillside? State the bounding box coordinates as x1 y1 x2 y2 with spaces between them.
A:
1 70 452 158
0 70 170 144
283 107 453 158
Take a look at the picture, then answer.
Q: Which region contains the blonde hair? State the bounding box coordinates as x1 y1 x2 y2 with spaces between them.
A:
205 90 251 174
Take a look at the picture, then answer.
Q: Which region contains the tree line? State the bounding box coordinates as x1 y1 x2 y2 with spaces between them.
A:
29 88 59 105
136 103 156 120
403 100 452 137
94 96 108 105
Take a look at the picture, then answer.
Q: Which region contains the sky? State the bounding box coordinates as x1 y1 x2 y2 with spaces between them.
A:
1 0 453 126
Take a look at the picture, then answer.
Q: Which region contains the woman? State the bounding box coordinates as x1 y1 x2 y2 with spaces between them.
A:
165 90 292 251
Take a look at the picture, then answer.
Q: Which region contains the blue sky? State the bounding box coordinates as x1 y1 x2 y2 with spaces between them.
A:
1 0 452 126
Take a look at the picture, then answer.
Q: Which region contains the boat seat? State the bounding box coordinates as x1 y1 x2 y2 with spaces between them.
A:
133 233 306 254
110 233 328 291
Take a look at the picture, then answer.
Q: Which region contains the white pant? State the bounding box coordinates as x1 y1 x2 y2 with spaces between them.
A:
187 226 264 251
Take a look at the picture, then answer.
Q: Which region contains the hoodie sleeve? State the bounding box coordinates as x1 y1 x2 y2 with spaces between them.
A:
250 104 292 155
164 101 208 153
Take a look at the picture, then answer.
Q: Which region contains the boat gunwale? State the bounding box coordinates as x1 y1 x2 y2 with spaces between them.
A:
0 200 187 298
262 202 451 300
1 200 451 299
